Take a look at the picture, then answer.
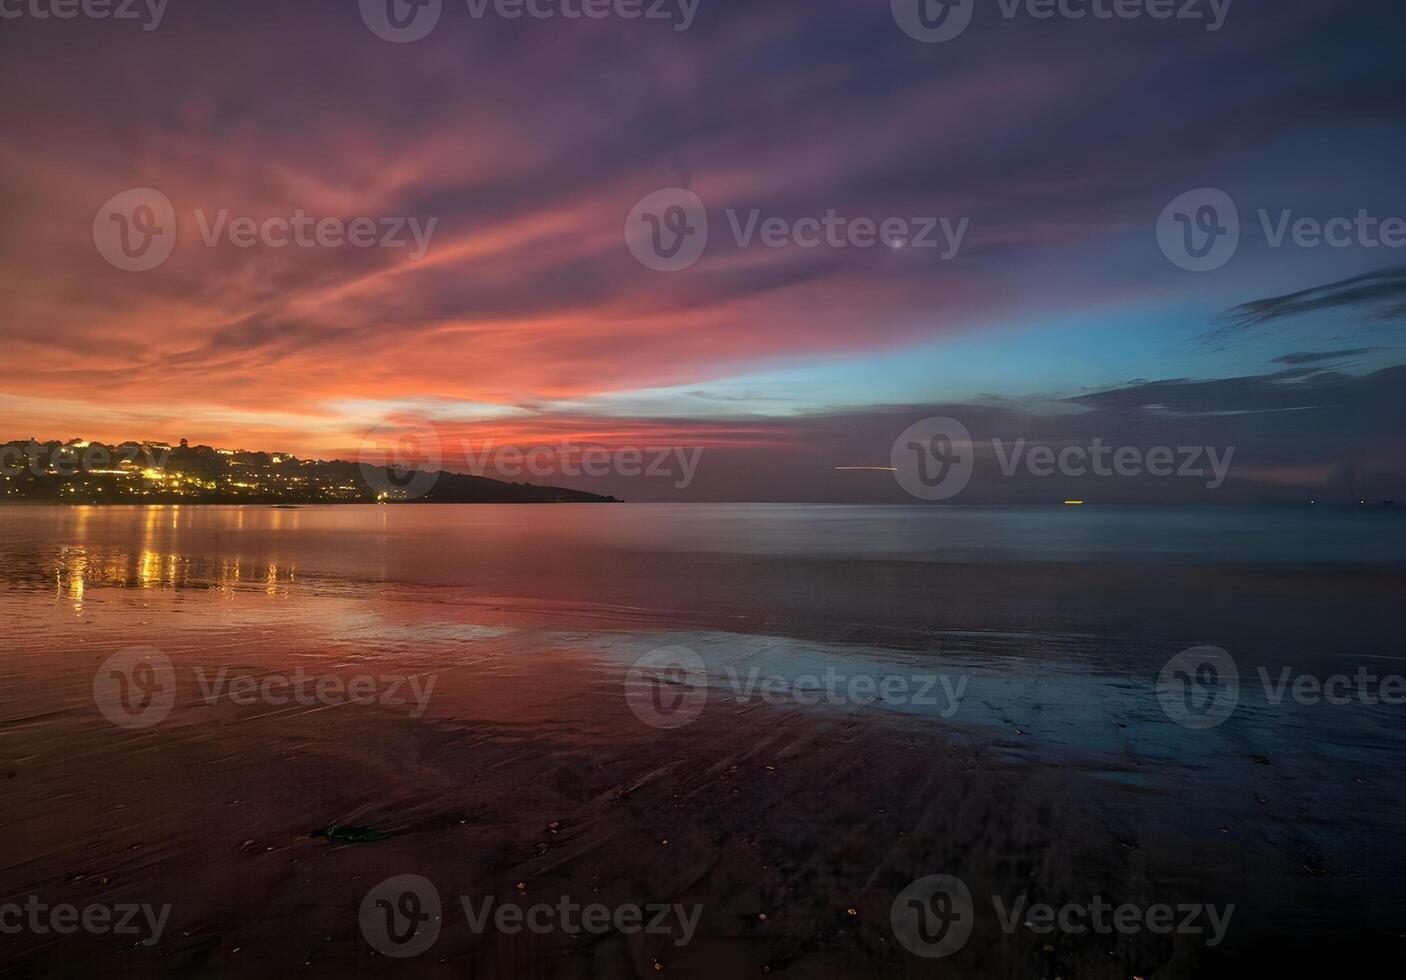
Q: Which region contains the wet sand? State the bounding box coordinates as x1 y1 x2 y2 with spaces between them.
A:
3 596 1403 976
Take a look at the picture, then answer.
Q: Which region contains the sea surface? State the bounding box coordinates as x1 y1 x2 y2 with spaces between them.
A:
2 503 1404 976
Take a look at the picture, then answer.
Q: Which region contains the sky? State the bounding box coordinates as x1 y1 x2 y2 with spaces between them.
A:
1 0 1404 501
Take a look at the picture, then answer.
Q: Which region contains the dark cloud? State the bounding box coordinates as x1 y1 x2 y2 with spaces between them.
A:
1273 349 1376 366
1068 367 1374 415
1226 267 1406 327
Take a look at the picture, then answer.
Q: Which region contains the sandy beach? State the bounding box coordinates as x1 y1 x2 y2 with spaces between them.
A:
3 505 1404 976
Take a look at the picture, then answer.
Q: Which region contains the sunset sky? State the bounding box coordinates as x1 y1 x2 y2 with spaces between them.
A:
2 0 1403 500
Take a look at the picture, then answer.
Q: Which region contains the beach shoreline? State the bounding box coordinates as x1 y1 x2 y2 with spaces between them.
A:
3 505 1404 976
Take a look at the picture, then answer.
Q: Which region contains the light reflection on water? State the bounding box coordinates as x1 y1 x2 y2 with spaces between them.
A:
52 547 297 610
41 506 300 612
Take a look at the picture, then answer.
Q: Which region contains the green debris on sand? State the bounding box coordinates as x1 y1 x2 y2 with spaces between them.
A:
313 824 391 844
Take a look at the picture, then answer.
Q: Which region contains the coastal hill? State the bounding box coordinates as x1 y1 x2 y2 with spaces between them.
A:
0 438 620 505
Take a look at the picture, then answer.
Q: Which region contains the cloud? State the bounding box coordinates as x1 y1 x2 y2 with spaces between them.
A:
1225 267 1406 328
1272 349 1376 366
1 0 1403 502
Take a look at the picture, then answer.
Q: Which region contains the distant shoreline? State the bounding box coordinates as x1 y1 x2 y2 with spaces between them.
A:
1 439 622 505
3 500 1403 510
0 497 622 507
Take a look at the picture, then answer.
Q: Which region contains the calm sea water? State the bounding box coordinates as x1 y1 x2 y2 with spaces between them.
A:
4 502 1402 646
4 502 1403 574
6 501 1403 754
